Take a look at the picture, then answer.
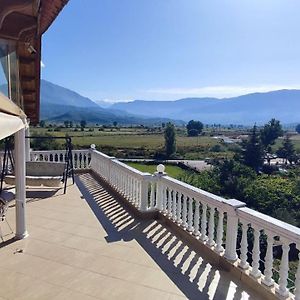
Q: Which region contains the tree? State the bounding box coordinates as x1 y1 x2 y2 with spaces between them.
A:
113 121 118 127
241 125 264 171
296 124 300 134
31 133 59 150
164 122 176 158
80 120 86 129
277 135 296 164
64 121 69 128
39 120 45 128
69 121 73 128
260 118 283 150
186 120 203 136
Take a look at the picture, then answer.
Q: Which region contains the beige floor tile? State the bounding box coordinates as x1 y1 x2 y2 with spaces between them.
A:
0 174 264 300
52 289 99 300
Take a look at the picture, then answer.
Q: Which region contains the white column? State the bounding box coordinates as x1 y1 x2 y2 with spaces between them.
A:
201 203 208 241
140 178 149 212
193 200 200 236
25 125 30 162
216 209 224 253
15 128 28 239
277 239 290 297
187 197 193 232
207 206 215 247
294 243 300 300
239 221 249 269
250 227 262 278
262 231 274 287
176 192 182 224
224 211 238 261
182 195 188 228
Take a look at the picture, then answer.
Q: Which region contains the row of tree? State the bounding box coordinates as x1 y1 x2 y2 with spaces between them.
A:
240 119 298 171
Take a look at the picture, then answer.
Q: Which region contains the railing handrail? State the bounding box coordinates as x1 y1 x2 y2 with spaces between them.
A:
161 175 237 210
238 206 300 242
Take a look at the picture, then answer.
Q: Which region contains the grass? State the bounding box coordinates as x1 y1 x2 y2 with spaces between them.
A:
30 127 224 159
126 162 188 178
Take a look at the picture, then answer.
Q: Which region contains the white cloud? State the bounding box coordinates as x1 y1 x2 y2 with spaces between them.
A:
41 61 45 68
145 85 300 98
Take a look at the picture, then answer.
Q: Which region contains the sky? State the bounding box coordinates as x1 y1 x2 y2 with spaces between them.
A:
42 0 300 103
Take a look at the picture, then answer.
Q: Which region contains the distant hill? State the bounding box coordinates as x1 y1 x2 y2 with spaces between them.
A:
111 90 300 124
40 80 183 125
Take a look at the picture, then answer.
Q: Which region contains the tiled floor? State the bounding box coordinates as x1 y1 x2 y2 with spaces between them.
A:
0 173 263 300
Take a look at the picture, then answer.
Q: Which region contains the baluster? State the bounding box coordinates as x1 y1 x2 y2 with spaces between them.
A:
167 189 172 217
277 239 290 297
187 197 193 232
150 182 155 208
176 192 182 224
172 191 177 220
201 203 207 241
193 200 200 236
207 206 215 246
262 231 274 286
163 186 167 213
294 245 300 300
138 181 142 207
215 209 224 253
239 221 249 269
182 195 188 228
250 227 262 278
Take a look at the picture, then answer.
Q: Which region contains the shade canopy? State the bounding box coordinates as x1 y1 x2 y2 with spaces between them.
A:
0 112 25 140
0 92 27 140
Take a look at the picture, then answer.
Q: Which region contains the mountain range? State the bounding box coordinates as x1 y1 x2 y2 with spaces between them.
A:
110 90 300 125
40 80 300 125
40 80 182 125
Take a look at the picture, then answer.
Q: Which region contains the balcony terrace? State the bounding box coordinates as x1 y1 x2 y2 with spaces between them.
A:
0 148 299 300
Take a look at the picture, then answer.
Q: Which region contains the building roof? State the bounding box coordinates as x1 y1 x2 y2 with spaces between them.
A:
0 0 69 125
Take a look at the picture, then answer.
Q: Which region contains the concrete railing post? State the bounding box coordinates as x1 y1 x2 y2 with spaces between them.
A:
154 164 166 211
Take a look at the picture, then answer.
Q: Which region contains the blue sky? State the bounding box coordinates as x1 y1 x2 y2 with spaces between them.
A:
42 0 300 102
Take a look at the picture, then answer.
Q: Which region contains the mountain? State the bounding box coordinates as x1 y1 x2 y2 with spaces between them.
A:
40 80 183 125
111 90 300 124
41 79 99 108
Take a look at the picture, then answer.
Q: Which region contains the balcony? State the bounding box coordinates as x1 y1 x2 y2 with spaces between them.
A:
0 148 299 300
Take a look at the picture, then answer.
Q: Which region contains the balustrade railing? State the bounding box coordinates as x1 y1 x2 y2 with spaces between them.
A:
30 149 90 169
90 148 300 299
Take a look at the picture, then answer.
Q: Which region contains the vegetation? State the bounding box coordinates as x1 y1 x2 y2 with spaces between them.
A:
164 122 176 158
126 162 188 178
186 120 204 136
296 124 300 134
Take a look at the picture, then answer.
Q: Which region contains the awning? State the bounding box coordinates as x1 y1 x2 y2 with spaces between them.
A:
0 92 27 140
0 112 25 140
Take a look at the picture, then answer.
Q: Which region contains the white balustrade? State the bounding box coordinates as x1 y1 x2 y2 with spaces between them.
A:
30 149 90 169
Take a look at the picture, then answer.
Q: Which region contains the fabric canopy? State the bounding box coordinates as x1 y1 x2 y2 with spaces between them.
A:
0 92 24 117
0 112 25 140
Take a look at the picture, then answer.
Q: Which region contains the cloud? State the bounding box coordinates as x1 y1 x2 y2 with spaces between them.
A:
145 85 300 98
41 61 45 68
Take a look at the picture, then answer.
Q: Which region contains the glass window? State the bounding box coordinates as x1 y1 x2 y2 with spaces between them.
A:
0 39 9 97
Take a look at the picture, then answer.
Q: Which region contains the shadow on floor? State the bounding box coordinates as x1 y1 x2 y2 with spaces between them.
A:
76 173 259 300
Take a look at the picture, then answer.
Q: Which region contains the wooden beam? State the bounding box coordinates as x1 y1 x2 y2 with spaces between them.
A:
21 75 35 82
19 56 35 64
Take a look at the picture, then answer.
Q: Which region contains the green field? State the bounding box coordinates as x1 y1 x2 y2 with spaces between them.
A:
30 127 231 159
126 162 188 178
30 126 300 160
